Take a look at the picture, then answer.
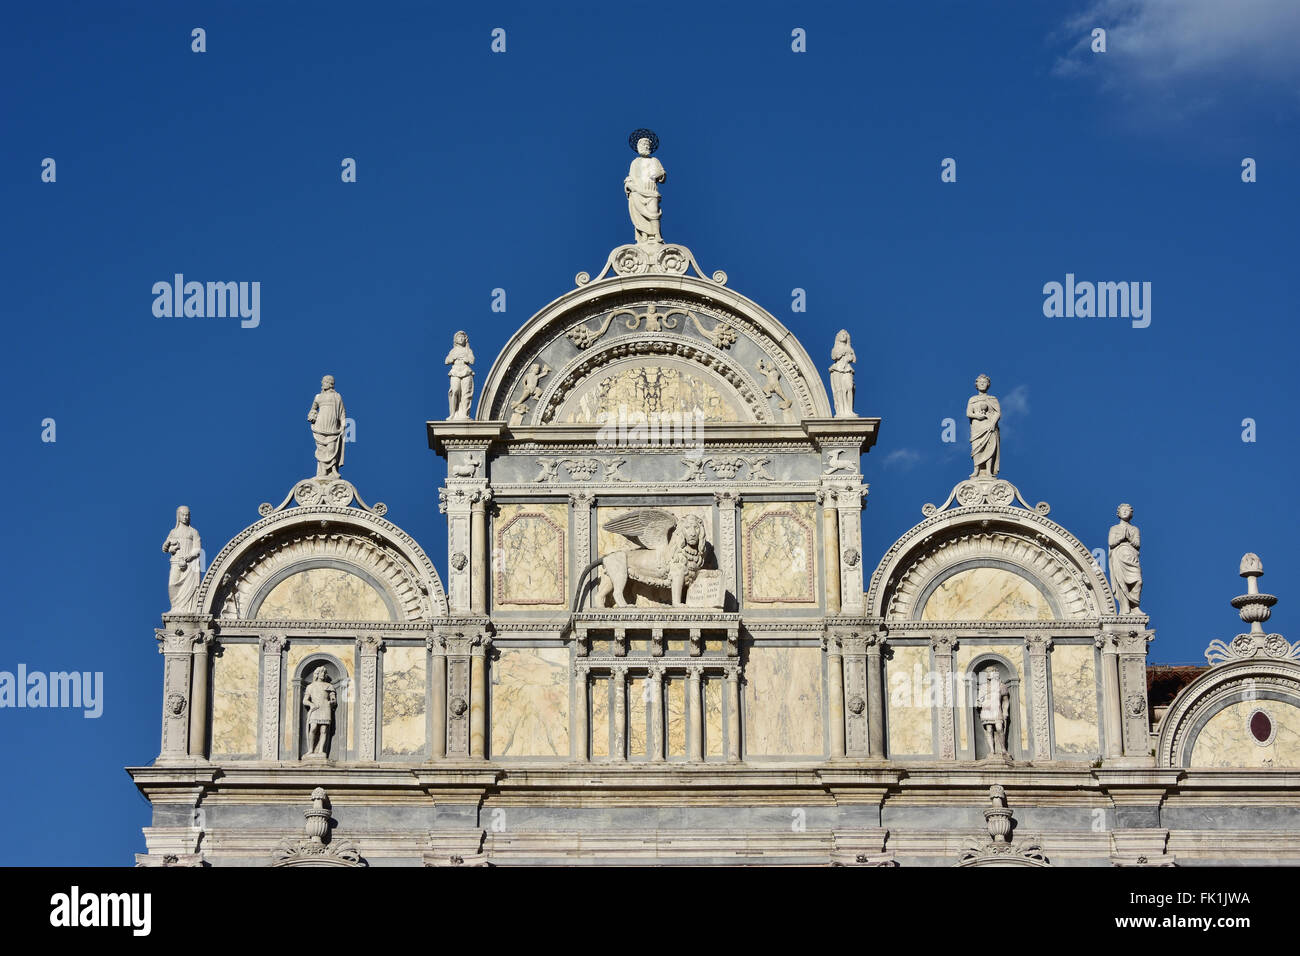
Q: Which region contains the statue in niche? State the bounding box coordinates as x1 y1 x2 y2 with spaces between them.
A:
966 374 1001 478
303 666 337 758
445 331 475 421
162 505 202 612
829 330 857 417
624 129 665 245
976 665 1011 756
1108 503 1143 613
574 509 708 608
308 375 346 478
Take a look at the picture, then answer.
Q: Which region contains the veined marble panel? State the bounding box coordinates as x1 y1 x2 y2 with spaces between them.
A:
1191 700 1300 768
921 567 1054 621
887 644 934 756
665 676 686 757
256 567 391 621
490 648 570 757
494 503 567 608
743 647 823 756
591 675 609 758
628 677 648 757
704 676 723 757
285 643 355 752
741 501 816 607
955 644 1028 751
1051 644 1099 756
381 646 426 756
211 643 258 756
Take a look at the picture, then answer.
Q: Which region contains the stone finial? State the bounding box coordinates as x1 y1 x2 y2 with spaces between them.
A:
1205 553 1297 665
1233 552 1275 634
270 787 365 867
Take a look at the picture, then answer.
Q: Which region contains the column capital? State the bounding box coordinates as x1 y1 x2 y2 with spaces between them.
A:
929 633 959 655
1024 634 1054 654
356 633 386 655
258 631 288 654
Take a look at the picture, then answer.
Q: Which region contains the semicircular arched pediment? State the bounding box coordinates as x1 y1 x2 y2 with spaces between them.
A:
478 276 834 424
1157 659 1300 767
197 507 448 622
867 510 1114 622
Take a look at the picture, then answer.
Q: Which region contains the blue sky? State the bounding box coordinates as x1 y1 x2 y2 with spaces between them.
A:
1 1 1297 864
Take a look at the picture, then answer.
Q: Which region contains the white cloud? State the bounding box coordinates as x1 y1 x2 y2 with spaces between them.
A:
1001 385 1030 418
883 448 922 470
1053 0 1300 112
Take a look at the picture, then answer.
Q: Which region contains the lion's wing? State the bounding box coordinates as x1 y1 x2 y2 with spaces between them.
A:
602 509 677 550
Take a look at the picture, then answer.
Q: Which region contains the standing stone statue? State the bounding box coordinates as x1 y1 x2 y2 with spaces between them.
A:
303 666 337 758
162 505 202 612
446 331 475 421
624 130 665 245
308 375 346 478
976 665 1010 755
966 374 1001 478
1108 503 1143 613
829 330 857 417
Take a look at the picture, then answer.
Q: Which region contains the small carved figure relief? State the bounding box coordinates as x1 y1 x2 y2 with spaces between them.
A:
967 374 1001 478
602 457 627 482
976 665 1011 756
451 454 480 478
533 459 560 483
446 331 475 421
162 505 202 612
680 457 706 481
308 375 346 478
1108 503 1143 613
823 449 853 475
746 456 774 481
829 330 857 418
519 362 551 402
755 359 792 410
624 129 665 245
575 509 708 608
303 666 337 758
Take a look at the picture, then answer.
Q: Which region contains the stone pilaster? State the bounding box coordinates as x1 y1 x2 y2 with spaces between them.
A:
440 485 475 614
836 484 867 614
648 665 665 761
930 634 957 760
470 489 492 615
841 632 869 757
356 633 384 762
1116 625 1155 758
574 664 590 762
724 665 741 762
865 629 887 758
819 486 841 614
686 666 703 761
155 621 204 760
258 631 286 761
426 633 447 759
1025 634 1053 760
570 491 593 582
188 631 215 759
714 490 739 609
445 633 472 757
825 632 846 758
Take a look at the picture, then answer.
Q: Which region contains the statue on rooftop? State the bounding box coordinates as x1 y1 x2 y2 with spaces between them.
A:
624 129 665 245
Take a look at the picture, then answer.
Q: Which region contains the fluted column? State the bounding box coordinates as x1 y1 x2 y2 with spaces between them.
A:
469 635 491 758
188 632 214 758
825 632 846 758
686 666 703 761
1099 635 1123 758
866 630 887 758
470 490 491 614
724 666 741 762
574 664 590 762
427 633 447 759
612 665 628 761
820 487 841 613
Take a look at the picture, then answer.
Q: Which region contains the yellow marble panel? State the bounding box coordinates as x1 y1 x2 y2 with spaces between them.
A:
211 642 258 756
741 501 817 607
921 568 1054 621
704 676 723 757
256 567 391 621
285 644 355 752
886 645 934 756
628 677 647 757
381 646 426 756
590 676 609 758
743 647 823 756
955 644 1028 751
665 676 686 757
490 648 570 757
494 503 567 608
595 506 713 609
1191 700 1300 768
1051 644 1099 756
560 358 742 423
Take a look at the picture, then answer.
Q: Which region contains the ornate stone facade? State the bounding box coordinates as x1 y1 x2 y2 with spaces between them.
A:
129 137 1300 867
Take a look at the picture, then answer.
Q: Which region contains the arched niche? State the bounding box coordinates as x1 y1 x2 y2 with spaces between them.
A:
197 506 448 621
290 654 351 762
964 653 1024 760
